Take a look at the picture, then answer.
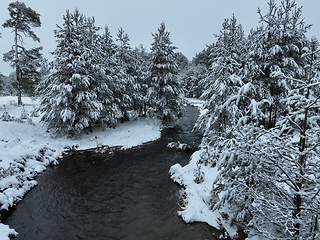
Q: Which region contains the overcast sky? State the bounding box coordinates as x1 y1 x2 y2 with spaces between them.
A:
0 0 319 76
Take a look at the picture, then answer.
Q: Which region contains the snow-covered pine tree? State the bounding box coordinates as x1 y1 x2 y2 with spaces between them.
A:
195 15 246 165
175 52 189 72
38 58 51 90
226 36 320 240
115 27 132 69
192 43 215 70
247 0 311 128
2 1 41 105
38 9 109 137
114 27 135 122
130 44 151 117
146 21 184 125
0 74 4 93
100 25 117 70
98 26 121 127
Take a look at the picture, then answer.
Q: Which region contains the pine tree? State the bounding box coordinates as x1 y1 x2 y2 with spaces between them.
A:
146 21 184 125
0 73 4 93
130 44 151 117
246 0 311 127
195 15 246 166
114 27 134 122
38 9 109 137
175 52 189 71
213 37 320 239
99 26 121 127
2 1 41 105
192 43 215 70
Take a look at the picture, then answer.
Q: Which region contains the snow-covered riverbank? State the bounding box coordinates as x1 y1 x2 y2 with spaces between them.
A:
0 96 161 239
169 99 267 240
169 98 239 239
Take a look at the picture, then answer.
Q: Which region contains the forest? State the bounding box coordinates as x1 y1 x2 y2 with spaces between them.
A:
1 0 320 239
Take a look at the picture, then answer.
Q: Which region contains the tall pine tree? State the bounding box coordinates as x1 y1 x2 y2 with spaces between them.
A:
3 1 41 105
38 9 109 137
195 15 246 166
146 21 184 125
114 27 134 122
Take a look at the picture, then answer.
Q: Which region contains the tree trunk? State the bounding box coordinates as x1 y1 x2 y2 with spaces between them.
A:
15 27 22 106
268 105 273 128
293 99 309 236
273 104 277 127
293 183 302 236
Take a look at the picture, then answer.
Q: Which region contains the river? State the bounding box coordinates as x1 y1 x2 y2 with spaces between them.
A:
3 105 219 239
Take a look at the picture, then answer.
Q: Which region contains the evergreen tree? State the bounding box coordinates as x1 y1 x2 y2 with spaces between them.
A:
38 58 51 83
2 1 41 105
175 52 189 71
101 26 117 74
192 43 215 70
146 21 184 124
0 74 4 93
246 0 311 127
99 26 121 127
130 44 150 117
115 27 132 68
211 36 320 239
195 15 246 163
114 27 134 122
38 9 109 137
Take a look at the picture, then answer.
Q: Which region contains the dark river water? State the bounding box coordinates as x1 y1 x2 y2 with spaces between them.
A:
4 106 219 240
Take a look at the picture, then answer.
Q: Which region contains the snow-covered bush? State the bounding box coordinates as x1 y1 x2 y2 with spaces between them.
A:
1 105 11 121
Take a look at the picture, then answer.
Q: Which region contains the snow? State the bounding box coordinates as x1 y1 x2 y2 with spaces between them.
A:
0 96 161 239
169 149 220 228
0 223 17 240
170 147 242 238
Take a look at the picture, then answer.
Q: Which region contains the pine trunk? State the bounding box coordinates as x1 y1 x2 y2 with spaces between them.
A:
15 27 22 106
293 98 309 236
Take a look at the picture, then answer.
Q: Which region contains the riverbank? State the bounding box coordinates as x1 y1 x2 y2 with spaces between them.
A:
0 96 161 239
169 98 239 238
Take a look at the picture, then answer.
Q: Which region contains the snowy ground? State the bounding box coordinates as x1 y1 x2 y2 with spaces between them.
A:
0 96 161 239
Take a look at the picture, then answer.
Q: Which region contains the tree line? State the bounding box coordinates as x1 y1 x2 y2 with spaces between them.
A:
181 0 320 239
1 2 185 137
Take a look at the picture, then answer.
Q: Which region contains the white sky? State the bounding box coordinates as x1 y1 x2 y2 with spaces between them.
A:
0 0 319 76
